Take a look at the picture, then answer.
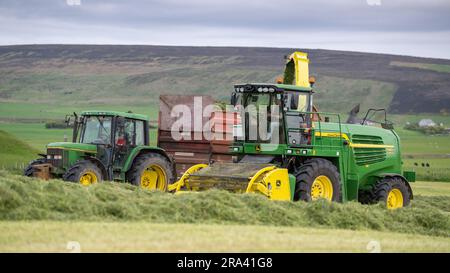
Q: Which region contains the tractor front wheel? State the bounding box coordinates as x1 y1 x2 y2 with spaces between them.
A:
294 158 341 202
126 153 173 191
359 177 411 209
24 158 47 177
62 161 103 186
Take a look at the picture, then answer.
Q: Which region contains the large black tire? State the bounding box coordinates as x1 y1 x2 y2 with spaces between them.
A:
62 161 103 185
23 158 47 177
126 153 174 191
293 158 341 202
359 177 411 208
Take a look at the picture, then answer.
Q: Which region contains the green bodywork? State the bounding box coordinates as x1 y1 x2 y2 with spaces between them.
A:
81 110 149 121
230 83 414 202
44 110 170 181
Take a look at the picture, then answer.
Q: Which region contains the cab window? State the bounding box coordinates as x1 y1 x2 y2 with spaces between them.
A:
287 92 310 112
135 120 145 146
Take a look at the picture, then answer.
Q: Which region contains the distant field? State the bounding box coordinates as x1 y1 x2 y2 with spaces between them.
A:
0 102 159 121
314 76 396 114
390 61 450 74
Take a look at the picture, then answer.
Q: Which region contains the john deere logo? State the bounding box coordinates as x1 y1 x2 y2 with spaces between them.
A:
255 145 261 152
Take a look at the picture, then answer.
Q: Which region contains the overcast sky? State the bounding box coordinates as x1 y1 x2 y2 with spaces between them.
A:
1 0 449 59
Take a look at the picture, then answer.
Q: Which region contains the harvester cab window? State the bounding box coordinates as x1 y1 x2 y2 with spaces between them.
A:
284 92 311 147
286 92 310 113
81 116 112 145
243 93 282 143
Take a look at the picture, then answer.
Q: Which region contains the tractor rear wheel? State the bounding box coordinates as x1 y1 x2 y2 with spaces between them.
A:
62 161 103 186
294 158 341 202
359 177 411 209
127 153 173 191
24 158 47 177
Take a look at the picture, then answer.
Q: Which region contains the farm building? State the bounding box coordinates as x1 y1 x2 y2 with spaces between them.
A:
418 119 436 127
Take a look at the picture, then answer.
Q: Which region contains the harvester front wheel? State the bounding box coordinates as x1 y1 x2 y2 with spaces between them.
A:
294 158 341 202
127 153 173 191
360 177 411 209
24 158 47 177
63 161 103 186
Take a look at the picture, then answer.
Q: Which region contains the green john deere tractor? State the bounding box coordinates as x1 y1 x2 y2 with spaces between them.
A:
24 111 174 189
169 52 415 209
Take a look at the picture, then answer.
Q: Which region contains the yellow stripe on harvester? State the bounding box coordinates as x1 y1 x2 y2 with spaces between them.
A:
314 132 394 149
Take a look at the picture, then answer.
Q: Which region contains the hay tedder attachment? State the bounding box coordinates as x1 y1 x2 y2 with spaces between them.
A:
168 163 295 201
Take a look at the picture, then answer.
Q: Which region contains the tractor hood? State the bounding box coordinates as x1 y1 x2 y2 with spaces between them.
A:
46 142 97 154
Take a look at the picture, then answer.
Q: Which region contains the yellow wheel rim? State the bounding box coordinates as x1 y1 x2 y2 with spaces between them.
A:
140 164 167 191
386 188 403 209
311 175 333 201
79 171 98 186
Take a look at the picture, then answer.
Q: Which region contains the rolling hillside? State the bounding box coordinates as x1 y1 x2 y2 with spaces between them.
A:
0 44 449 118
0 130 39 169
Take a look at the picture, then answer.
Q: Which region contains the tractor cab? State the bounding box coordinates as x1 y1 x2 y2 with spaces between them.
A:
71 111 150 174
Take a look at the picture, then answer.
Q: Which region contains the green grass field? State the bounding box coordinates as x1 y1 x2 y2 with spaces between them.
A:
0 130 40 170
0 171 449 252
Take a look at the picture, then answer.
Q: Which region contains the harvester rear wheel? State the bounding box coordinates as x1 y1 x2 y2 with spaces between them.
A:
293 158 341 202
359 177 411 209
24 158 47 177
127 153 173 191
62 161 103 186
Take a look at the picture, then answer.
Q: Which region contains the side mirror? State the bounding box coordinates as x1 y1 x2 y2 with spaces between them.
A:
64 115 71 125
231 92 237 106
381 122 394 130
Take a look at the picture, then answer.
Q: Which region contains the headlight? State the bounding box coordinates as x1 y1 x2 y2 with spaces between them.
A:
47 155 52 159
262 87 269 92
54 155 62 160
286 149 293 154
233 147 239 152
257 87 263 92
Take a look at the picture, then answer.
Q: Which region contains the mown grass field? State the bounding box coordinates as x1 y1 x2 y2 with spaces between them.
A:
0 171 449 252
2 221 449 253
